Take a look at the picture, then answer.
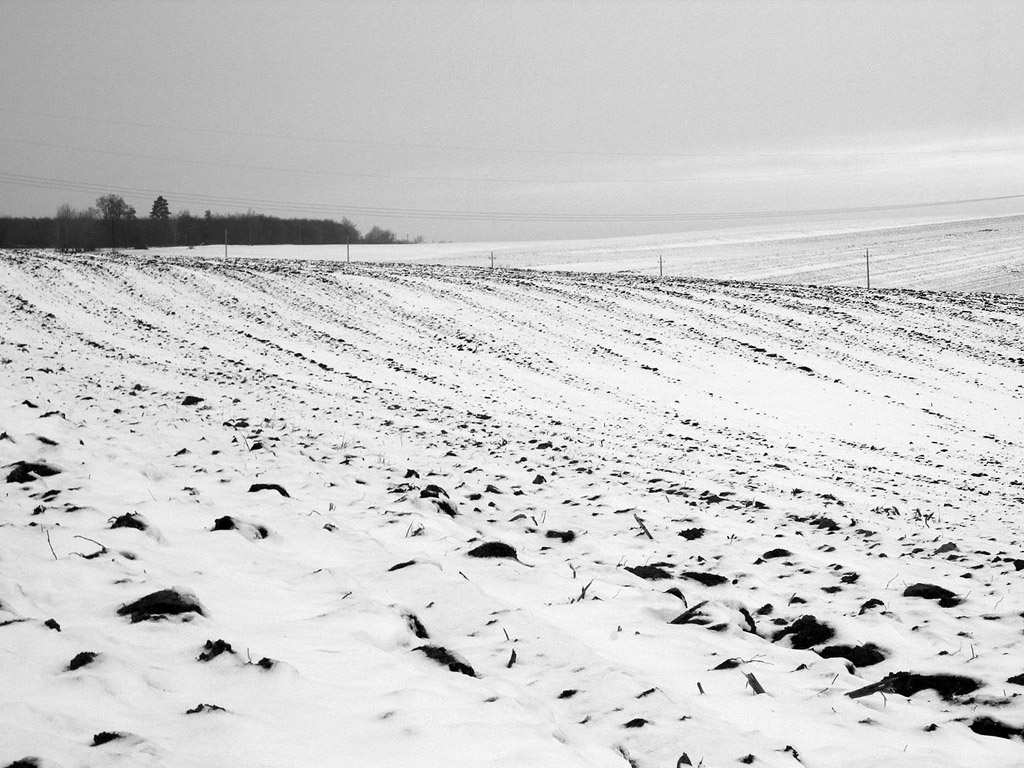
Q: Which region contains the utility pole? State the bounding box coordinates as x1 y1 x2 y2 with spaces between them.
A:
346 235 350 264
490 251 495 269
866 248 871 289
224 228 228 258
659 254 663 277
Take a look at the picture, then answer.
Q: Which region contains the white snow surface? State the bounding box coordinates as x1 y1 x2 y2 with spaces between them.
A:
1 244 1024 768
145 214 1024 293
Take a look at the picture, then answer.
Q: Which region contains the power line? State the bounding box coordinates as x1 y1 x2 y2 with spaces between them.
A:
2 170 1022 224
3 106 1023 160
0 134 955 186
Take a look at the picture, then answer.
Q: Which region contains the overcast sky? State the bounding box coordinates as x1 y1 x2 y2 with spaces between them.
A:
2 0 1024 241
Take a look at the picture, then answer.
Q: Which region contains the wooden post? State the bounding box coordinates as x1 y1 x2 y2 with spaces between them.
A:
633 513 654 539
347 235 350 264
224 228 228 258
866 248 870 289
490 251 495 269
744 672 766 695
659 254 664 277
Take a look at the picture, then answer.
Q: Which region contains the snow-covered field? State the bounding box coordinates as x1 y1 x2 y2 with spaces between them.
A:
2 240 1024 768
151 214 1024 293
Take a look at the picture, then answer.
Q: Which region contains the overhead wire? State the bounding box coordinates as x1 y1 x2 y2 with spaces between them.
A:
0 134 969 185
2 170 1022 223
3 106 1024 160
3 106 1022 225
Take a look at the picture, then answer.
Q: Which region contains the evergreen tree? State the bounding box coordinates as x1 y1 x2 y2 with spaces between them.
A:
150 196 170 220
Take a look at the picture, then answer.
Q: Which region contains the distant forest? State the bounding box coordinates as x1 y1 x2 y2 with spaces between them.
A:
0 194 421 250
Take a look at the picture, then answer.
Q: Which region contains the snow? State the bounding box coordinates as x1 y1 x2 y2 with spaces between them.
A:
1 233 1024 767
143 213 1024 293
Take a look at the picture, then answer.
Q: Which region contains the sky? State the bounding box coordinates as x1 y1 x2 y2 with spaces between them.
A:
2 0 1024 242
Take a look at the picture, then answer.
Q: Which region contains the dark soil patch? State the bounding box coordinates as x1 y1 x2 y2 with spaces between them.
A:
739 606 758 634
433 498 458 517
414 645 477 677
625 564 672 581
623 718 648 728
903 583 961 608
467 541 518 559
545 530 576 543
91 732 122 746
859 598 884 614
198 639 234 662
388 560 417 572
1007 673 1024 686
118 589 205 623
890 672 981 701
181 395 204 406
772 615 835 649
404 613 429 639
678 528 705 540
700 490 730 503
6 461 61 483
68 651 98 671
680 571 729 587
419 485 449 499
669 601 710 626
819 643 886 667
185 703 226 714
969 716 1024 740
4 758 41 768
248 483 290 497
211 516 268 538
109 513 147 531
44 618 61 631
761 548 791 560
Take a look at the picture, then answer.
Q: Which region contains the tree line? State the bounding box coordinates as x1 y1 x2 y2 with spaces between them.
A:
0 194 420 250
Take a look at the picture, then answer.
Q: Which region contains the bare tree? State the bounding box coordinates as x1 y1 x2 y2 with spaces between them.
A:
95 194 132 249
